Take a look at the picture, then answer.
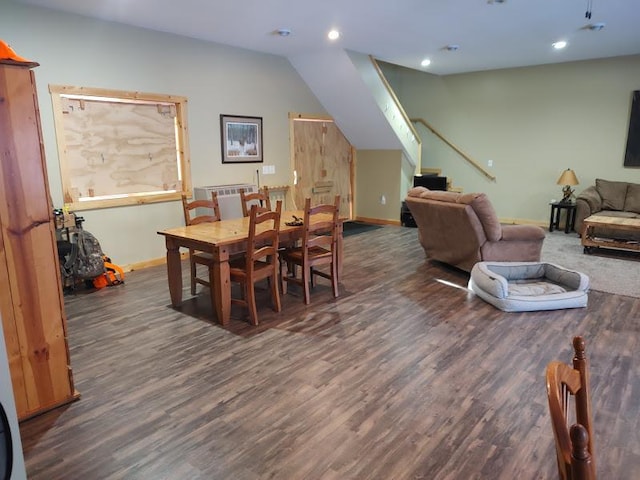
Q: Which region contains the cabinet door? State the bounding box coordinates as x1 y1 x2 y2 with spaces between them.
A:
0 64 77 419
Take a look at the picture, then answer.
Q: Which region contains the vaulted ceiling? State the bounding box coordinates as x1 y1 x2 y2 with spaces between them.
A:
15 0 640 75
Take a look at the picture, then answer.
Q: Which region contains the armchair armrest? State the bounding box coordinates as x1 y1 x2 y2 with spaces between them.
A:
500 224 546 241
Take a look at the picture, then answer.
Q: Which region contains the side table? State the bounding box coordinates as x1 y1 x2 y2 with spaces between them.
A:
549 201 576 234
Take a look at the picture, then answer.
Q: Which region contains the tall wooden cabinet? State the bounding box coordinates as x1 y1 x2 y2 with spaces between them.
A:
0 61 78 420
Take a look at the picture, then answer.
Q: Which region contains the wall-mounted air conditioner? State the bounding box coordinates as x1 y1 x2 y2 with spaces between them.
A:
193 184 258 219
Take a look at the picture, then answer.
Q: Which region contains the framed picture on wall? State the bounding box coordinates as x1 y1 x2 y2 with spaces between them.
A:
220 114 263 163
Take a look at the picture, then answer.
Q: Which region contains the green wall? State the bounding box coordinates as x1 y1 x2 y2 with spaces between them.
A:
1 1 325 266
381 56 640 224
355 150 402 223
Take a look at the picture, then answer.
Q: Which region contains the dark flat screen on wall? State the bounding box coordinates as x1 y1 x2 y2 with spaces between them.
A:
624 90 640 167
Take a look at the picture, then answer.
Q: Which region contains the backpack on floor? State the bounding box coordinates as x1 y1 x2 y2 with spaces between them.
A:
93 256 125 289
73 229 106 280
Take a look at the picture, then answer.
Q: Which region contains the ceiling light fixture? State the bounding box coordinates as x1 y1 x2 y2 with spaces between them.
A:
585 0 594 19
587 22 606 31
445 44 460 52
328 30 340 41
421 58 431 67
552 41 567 50
276 28 291 37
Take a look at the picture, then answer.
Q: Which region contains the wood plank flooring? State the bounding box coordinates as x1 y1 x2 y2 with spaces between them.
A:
19 226 640 479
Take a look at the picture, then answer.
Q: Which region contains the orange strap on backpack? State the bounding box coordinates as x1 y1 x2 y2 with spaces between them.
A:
92 259 125 289
104 261 125 285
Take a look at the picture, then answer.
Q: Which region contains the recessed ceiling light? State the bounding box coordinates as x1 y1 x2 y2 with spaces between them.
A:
421 58 431 67
552 40 567 50
328 30 340 41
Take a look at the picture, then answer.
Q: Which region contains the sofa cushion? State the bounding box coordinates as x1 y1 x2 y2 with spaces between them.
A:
624 183 640 214
595 179 628 211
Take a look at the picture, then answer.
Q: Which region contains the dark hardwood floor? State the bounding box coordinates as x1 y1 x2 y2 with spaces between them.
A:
19 226 640 479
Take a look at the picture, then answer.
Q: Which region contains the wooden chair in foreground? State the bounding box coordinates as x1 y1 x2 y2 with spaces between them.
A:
229 201 282 325
240 186 271 217
546 336 596 480
181 192 221 295
281 195 340 305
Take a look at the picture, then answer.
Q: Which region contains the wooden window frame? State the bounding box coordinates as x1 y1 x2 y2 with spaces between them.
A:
49 85 191 211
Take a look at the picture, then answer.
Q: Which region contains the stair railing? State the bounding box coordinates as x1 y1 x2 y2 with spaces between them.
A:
412 118 496 181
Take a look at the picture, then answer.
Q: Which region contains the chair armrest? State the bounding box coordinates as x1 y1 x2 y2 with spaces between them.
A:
500 224 546 241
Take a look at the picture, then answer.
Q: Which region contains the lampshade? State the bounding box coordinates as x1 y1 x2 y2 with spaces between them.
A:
556 168 579 186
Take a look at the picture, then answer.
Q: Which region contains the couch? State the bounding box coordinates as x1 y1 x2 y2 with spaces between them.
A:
575 179 640 235
405 187 546 272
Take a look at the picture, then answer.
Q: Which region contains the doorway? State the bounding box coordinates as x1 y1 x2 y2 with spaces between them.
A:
289 114 354 219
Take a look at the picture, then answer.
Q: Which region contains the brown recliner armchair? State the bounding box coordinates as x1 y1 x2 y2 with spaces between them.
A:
405 187 546 272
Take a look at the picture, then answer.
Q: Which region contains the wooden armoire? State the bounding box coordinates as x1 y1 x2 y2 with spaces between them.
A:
0 60 78 420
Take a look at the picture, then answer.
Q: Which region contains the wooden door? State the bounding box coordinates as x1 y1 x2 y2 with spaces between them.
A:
290 116 353 218
0 63 77 419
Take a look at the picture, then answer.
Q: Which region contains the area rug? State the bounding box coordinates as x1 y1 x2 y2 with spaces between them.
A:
343 221 383 237
541 231 640 298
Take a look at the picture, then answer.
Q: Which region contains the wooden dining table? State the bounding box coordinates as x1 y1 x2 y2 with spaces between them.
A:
157 210 344 325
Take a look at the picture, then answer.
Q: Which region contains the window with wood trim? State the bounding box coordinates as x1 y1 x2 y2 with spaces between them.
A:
49 85 191 211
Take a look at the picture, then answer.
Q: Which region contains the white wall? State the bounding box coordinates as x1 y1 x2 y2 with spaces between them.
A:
1 2 325 266
382 56 640 224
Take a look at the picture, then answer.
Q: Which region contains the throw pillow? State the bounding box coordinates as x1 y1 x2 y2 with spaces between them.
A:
624 183 640 214
595 179 628 211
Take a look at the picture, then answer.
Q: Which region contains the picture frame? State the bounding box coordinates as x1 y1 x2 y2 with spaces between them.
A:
220 114 263 163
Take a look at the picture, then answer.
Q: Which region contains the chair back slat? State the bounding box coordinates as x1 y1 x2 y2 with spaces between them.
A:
545 336 596 480
246 200 281 274
182 192 221 225
240 186 271 217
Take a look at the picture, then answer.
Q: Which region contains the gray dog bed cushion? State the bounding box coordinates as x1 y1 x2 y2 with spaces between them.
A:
469 261 589 312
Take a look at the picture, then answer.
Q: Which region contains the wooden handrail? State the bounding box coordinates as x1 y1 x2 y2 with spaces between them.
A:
412 117 496 181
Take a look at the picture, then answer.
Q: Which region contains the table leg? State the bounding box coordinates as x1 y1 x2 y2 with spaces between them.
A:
165 238 183 307
337 223 344 279
549 206 555 232
212 246 231 325
564 209 571 234
569 208 577 233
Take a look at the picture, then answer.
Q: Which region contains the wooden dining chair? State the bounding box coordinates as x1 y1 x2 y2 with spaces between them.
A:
229 201 282 325
546 336 596 480
181 192 221 295
239 186 271 217
281 195 340 305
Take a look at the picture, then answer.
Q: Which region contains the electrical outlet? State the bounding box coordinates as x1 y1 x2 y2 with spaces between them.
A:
380 195 386 205
487 159 493 167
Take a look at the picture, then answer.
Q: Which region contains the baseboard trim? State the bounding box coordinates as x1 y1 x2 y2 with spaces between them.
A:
354 216 401 226
499 217 547 228
123 251 189 272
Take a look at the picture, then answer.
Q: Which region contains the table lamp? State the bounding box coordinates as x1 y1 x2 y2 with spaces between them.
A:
556 168 579 203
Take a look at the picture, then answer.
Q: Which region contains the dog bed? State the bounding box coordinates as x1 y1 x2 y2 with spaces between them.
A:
469 261 589 312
